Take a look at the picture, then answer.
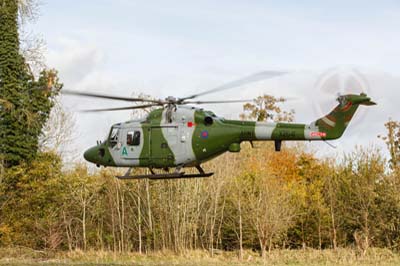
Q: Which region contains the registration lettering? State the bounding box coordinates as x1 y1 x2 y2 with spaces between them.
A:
310 132 327 137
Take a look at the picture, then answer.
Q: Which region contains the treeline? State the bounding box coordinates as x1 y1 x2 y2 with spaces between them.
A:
0 122 399 257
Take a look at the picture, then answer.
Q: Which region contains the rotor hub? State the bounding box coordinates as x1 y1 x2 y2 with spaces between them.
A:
165 96 177 103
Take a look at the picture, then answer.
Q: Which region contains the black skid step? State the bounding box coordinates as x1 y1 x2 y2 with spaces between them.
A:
116 172 214 180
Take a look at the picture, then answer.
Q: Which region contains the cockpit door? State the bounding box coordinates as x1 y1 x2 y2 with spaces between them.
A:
119 127 143 166
107 125 144 167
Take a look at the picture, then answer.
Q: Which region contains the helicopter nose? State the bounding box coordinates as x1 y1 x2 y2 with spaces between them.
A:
83 146 99 164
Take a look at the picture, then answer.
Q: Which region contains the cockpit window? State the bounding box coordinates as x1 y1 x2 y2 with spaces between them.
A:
109 127 120 148
127 131 140 146
206 111 217 118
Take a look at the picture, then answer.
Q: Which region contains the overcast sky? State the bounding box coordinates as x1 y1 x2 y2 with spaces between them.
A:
30 0 399 162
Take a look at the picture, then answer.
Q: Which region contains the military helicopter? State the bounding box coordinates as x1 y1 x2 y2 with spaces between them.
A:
64 71 376 179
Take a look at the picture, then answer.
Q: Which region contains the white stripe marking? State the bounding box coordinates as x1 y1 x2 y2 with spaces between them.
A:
322 117 336 127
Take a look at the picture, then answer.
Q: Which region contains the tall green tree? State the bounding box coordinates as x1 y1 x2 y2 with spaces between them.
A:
0 0 61 168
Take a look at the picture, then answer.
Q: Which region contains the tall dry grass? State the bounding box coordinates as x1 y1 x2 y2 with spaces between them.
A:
0 248 399 265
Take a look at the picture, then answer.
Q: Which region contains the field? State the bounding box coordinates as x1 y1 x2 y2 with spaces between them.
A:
0 248 399 266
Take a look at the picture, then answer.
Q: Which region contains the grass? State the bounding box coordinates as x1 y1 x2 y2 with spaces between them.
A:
0 248 399 266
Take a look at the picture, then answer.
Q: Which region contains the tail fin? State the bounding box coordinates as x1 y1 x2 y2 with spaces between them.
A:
312 93 376 140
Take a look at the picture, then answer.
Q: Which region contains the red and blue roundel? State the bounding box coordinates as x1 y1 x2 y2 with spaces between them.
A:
200 130 209 139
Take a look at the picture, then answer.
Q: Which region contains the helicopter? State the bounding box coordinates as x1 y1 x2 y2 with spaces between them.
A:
64 71 376 179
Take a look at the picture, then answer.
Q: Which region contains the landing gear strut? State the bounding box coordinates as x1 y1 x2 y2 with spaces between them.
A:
275 140 282 152
116 165 213 180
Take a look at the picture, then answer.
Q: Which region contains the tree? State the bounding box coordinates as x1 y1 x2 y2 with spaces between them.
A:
0 0 62 168
223 155 259 259
379 119 400 172
336 147 385 253
236 145 297 257
287 154 331 249
240 95 295 122
246 171 294 258
129 93 159 120
39 99 77 159
323 162 340 250
17 0 40 23
0 152 66 249
375 120 400 249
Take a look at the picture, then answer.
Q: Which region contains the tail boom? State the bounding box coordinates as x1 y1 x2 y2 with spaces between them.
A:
250 93 375 142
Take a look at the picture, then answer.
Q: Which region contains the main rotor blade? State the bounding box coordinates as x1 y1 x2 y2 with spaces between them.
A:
184 99 255 104
80 103 162 113
63 90 164 104
184 96 299 105
180 71 288 101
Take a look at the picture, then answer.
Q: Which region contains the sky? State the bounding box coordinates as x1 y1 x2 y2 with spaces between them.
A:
28 0 400 162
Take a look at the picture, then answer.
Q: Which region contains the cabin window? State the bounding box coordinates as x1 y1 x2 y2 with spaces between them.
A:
109 127 120 148
127 131 140 146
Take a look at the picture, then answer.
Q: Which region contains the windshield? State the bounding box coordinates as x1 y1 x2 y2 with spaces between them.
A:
108 127 120 147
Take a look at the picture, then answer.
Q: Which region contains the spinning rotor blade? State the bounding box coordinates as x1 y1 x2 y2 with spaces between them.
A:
63 90 164 104
80 103 162 113
184 99 255 104
183 96 299 105
180 70 288 101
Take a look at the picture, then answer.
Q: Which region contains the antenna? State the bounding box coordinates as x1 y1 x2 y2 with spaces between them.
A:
323 140 337 149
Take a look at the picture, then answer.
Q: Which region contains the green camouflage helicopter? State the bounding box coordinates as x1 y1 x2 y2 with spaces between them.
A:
64 71 376 179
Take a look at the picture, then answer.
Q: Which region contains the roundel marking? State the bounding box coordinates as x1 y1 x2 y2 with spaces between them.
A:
200 130 209 139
